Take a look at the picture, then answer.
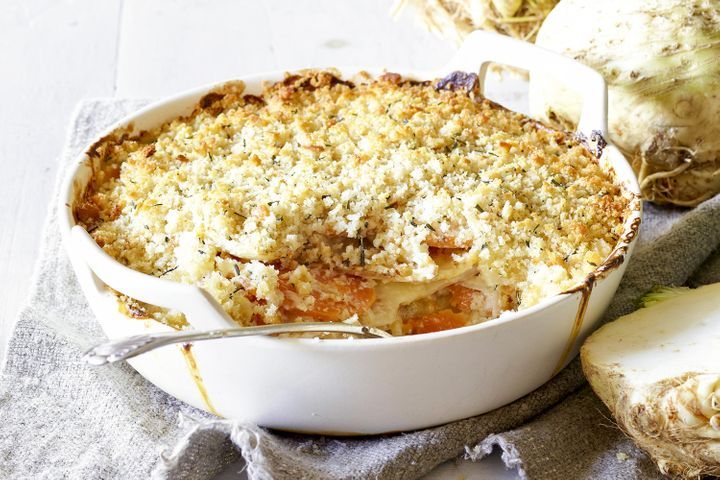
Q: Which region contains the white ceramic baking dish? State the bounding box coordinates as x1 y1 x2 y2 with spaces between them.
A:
60 31 641 435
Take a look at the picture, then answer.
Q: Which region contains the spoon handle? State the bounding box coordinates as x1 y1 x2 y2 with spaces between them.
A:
82 322 392 366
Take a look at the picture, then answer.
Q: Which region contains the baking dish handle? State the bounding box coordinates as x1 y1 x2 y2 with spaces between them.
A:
443 30 607 138
71 226 237 330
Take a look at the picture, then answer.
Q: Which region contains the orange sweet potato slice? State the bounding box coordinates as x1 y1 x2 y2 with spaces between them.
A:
404 309 469 335
279 269 376 322
448 284 494 317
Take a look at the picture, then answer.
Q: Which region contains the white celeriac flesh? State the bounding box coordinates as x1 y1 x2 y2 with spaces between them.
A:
582 282 720 477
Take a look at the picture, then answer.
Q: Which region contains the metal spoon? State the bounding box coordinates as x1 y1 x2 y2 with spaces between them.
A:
82 322 393 366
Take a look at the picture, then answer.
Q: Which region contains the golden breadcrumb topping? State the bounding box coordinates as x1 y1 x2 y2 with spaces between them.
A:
75 70 631 335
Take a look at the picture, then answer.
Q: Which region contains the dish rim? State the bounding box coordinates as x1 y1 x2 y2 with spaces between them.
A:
59 66 643 348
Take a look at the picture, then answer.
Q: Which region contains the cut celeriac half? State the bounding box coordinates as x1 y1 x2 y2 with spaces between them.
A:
581 282 720 477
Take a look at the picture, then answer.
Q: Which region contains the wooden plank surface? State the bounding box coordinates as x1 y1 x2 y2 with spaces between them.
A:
115 0 455 97
0 0 122 358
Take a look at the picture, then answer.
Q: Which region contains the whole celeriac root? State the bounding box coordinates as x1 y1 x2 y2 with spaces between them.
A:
530 0 720 207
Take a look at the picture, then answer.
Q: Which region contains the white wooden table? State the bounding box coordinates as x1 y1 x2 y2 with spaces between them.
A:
0 1 523 477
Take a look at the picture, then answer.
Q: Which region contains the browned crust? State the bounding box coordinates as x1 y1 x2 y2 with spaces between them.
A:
75 68 630 242
75 70 633 331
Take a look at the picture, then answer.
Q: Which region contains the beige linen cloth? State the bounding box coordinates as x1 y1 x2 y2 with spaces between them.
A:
1 99 719 480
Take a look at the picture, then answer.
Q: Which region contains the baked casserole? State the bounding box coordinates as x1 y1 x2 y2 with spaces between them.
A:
75 70 631 336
